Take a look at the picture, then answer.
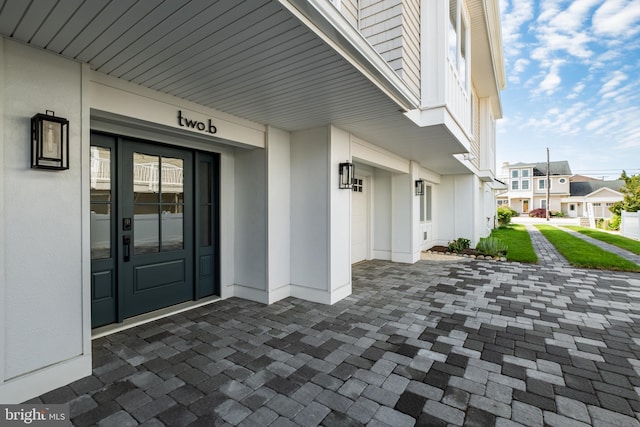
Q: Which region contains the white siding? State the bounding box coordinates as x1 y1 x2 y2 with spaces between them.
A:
359 0 420 96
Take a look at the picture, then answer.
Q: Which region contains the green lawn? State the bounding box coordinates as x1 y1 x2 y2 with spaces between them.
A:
564 226 640 256
490 224 538 263
535 224 640 272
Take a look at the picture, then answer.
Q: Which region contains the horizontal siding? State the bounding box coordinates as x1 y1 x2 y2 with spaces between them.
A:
470 87 480 169
358 0 420 97
400 0 420 96
342 0 359 28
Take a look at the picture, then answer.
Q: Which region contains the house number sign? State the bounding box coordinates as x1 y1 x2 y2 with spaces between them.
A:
177 110 217 134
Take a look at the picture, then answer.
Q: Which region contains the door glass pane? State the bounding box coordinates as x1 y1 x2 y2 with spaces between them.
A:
91 146 112 259
90 203 111 259
200 161 211 203
200 205 211 247
90 146 111 200
133 153 159 203
162 211 183 251
162 157 183 199
134 204 159 254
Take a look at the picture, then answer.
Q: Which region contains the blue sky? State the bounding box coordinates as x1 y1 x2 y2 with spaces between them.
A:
497 0 640 179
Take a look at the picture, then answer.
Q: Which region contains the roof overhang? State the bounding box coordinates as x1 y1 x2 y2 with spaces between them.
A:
0 0 487 175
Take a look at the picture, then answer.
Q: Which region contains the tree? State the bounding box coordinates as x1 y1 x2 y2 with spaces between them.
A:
609 171 640 230
610 171 640 215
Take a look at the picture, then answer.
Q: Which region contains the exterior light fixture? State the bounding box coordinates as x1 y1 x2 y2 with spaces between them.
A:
339 162 354 189
31 110 69 170
415 179 425 196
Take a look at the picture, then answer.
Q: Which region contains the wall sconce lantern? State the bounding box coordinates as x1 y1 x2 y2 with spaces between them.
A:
339 162 354 189
415 179 425 196
31 110 69 170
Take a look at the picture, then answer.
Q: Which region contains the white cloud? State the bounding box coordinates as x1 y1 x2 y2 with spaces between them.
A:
599 70 628 98
500 0 535 58
536 61 563 94
593 0 640 38
567 82 585 99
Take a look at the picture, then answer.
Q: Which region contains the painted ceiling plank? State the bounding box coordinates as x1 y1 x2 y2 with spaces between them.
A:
98 0 215 75
61 0 137 59
46 1 106 53
29 0 84 48
138 2 282 89
91 0 190 71
166 26 317 99
74 0 163 63
11 0 56 42
112 0 238 80
0 0 31 37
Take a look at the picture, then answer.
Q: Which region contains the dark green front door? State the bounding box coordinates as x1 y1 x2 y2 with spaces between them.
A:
90 132 218 328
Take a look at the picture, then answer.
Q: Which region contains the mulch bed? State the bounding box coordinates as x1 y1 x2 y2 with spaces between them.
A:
426 245 506 260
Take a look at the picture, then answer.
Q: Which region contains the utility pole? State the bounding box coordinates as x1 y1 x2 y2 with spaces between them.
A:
546 147 550 221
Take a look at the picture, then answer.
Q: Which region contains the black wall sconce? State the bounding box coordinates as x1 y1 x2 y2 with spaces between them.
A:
31 110 69 170
339 162 354 189
415 179 425 196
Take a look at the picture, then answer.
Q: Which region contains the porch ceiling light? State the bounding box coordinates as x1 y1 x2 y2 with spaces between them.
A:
415 179 425 196
339 162 354 189
31 110 69 170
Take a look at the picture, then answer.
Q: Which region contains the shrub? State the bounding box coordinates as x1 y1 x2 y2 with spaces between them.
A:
475 237 508 257
528 208 547 218
447 237 471 253
551 210 564 217
608 214 621 231
497 206 517 226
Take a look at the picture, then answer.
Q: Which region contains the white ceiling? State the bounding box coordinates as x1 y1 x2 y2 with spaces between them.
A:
0 0 480 174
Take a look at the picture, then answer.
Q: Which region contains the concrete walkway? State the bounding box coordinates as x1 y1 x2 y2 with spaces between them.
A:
29 258 640 427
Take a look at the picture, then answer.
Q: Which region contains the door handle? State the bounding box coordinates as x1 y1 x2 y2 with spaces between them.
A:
123 236 131 262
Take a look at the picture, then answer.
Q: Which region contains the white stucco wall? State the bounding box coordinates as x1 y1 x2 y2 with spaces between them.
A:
373 169 392 260
266 126 292 302
290 127 330 297
234 147 267 297
0 39 91 402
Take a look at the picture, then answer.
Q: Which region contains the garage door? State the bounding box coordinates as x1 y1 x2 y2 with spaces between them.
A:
351 175 369 263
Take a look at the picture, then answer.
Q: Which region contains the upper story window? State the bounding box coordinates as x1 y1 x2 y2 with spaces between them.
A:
559 178 567 184
522 170 529 178
538 179 545 190
511 170 518 178
449 0 470 89
522 180 530 190
512 181 519 190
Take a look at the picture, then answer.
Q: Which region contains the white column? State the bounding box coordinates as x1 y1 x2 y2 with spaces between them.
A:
391 161 421 263
266 126 291 303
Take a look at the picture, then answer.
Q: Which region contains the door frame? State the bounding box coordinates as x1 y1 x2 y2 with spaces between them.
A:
90 131 220 328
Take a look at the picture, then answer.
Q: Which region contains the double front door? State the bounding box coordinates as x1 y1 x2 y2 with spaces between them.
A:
90 132 219 328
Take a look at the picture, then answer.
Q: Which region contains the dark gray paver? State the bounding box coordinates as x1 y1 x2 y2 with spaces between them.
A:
33 256 640 426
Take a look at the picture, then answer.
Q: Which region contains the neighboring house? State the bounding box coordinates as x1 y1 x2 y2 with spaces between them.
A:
563 180 624 219
497 161 624 220
0 0 505 401
496 161 572 214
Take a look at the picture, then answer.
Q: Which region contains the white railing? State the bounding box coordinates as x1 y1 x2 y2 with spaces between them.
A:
621 211 640 240
90 157 110 189
133 163 184 192
445 57 471 135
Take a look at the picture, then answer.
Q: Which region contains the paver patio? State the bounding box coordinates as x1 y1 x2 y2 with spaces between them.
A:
29 231 640 426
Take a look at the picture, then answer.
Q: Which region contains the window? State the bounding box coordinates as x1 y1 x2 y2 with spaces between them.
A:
420 185 432 222
559 178 567 184
606 202 614 207
538 179 545 190
522 180 529 190
511 181 519 190
541 200 547 209
522 170 529 178
511 170 518 178
448 0 469 87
